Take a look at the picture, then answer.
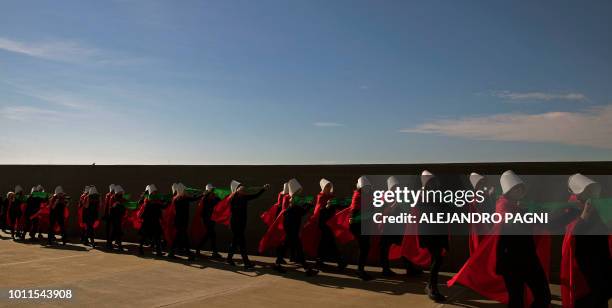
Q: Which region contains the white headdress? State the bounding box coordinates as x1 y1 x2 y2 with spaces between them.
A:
469 172 485 189
287 178 303 196
568 174 601 199
421 170 434 188
500 170 525 196
319 178 333 192
230 180 242 193
356 176 371 189
387 176 400 190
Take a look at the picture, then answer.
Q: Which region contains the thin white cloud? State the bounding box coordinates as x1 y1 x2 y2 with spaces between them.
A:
0 106 62 121
491 90 587 102
0 37 150 65
313 122 344 127
401 105 612 149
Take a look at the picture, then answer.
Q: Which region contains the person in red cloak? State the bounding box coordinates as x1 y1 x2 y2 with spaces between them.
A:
349 175 374 280
226 180 269 269
167 182 199 260
448 170 551 307
379 176 421 278
105 185 127 251
138 184 166 256
467 173 495 256
303 178 346 270
103 184 116 248
194 184 223 259
261 183 287 228
418 171 451 302
560 174 611 307
7 186 24 239
24 185 45 241
47 186 69 245
81 186 100 248
0 192 8 233
272 178 318 276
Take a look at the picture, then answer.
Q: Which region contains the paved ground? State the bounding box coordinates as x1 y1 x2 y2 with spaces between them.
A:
0 233 564 308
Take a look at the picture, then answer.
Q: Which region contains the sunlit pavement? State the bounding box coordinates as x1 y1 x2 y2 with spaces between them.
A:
0 232 563 308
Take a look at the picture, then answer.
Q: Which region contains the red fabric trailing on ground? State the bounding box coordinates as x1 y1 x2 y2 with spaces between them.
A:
211 195 232 226
301 192 334 257
190 198 207 247
447 195 551 304
162 197 177 248
327 190 362 244
258 208 286 254
260 192 283 227
397 207 432 268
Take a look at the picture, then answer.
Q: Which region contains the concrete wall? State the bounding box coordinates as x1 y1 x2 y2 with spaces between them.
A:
2 162 611 277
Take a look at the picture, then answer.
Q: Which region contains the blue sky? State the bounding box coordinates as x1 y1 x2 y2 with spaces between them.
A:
1 0 611 164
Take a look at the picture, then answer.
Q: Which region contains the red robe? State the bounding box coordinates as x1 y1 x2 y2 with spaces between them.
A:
34 196 69 233
78 194 100 230
468 200 486 256
211 194 233 226
261 192 284 227
560 195 597 308
103 192 114 218
259 208 286 254
6 197 26 231
397 209 432 268
162 197 177 248
447 195 551 304
190 197 208 247
302 192 334 257
327 190 360 244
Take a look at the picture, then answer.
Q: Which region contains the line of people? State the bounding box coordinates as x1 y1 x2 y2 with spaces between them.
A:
0 172 610 307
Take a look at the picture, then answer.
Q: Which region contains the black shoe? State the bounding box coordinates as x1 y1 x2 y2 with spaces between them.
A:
168 253 178 259
381 269 397 277
425 284 446 302
188 255 195 261
337 260 348 271
138 247 145 255
273 264 286 273
305 268 319 276
357 270 373 281
406 268 423 276
227 258 236 266
211 252 223 259
243 262 255 269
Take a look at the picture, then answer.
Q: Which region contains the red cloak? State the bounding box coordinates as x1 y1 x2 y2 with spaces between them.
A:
190 197 208 247
327 190 361 244
260 192 284 227
162 197 177 248
34 196 69 234
398 217 432 268
468 200 487 256
211 194 233 226
447 195 551 304
78 194 100 230
302 192 334 257
258 208 286 254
